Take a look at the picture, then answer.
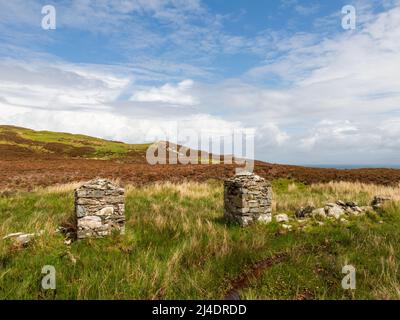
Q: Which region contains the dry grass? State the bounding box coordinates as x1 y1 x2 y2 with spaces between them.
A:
34 182 84 194
126 181 216 199
273 180 400 214
311 181 400 201
33 178 125 194
33 179 400 215
288 182 298 192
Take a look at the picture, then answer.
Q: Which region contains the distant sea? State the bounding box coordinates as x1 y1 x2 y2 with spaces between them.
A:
303 164 400 169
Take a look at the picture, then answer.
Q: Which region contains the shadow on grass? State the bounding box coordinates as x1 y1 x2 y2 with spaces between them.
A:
59 213 77 241
212 216 242 228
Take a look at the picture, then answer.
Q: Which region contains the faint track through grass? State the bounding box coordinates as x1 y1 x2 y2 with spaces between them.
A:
224 252 288 300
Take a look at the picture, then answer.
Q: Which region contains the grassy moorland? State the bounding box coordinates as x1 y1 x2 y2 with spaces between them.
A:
2 126 400 192
0 179 399 299
0 125 150 159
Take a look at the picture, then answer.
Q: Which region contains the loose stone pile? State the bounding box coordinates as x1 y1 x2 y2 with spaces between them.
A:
295 200 373 220
224 172 273 226
75 179 125 239
271 195 395 231
294 194 395 221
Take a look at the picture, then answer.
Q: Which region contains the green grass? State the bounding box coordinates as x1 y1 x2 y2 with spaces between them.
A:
0 180 399 299
0 125 150 159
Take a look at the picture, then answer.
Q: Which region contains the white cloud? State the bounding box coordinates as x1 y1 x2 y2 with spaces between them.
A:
130 79 198 106
0 60 252 152
300 120 365 151
0 60 131 110
1 108 233 145
256 123 290 148
0 1 400 164
296 118 400 165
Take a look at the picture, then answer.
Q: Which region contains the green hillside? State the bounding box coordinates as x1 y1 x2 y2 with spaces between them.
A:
0 125 150 159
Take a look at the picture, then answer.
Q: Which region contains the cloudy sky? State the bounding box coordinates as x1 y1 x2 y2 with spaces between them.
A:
0 0 399 165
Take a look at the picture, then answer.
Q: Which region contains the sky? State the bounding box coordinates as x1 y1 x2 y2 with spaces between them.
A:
0 0 399 165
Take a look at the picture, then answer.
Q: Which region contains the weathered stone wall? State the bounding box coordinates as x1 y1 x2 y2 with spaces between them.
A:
224 173 273 226
75 179 125 239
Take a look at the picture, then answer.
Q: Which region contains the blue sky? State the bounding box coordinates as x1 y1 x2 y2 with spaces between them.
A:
0 0 400 165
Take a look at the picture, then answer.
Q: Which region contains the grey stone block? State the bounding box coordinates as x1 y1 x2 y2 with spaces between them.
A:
75 179 125 239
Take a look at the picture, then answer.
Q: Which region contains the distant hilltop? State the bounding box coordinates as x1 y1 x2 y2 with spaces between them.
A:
0 125 230 164
1 125 400 190
0 125 151 161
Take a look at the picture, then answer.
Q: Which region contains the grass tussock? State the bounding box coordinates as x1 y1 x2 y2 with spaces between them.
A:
272 179 400 213
0 179 399 299
311 181 400 201
34 182 84 194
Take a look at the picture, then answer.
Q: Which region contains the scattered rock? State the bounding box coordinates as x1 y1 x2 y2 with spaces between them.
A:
295 206 315 218
344 206 362 216
292 196 391 229
257 214 272 224
2 232 36 247
311 208 326 218
325 203 336 208
324 204 345 219
281 224 292 230
360 206 373 213
371 196 392 210
15 234 34 246
2 232 24 239
346 201 358 207
295 200 366 222
294 195 391 225
333 200 371 216
336 200 346 207
275 214 289 223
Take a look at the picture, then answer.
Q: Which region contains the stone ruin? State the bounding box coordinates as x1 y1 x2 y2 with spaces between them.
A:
75 179 125 239
224 172 273 226
295 201 370 220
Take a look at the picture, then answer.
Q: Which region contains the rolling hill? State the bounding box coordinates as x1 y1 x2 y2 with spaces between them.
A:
0 125 150 160
1 125 400 191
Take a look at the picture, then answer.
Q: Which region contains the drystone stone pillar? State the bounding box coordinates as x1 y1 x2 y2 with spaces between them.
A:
224 172 272 226
75 179 125 239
